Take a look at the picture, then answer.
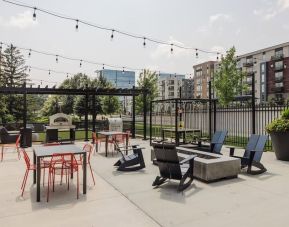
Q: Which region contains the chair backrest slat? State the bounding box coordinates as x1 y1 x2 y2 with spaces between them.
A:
211 130 227 153
253 135 268 162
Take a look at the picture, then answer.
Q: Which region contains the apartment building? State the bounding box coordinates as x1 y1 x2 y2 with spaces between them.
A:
193 61 216 98
237 42 289 102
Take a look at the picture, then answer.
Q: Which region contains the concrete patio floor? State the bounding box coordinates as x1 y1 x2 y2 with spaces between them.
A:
1 139 289 227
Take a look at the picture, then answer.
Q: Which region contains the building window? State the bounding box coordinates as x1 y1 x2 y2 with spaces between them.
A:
261 64 265 73
261 74 265 83
261 84 265 93
275 82 284 88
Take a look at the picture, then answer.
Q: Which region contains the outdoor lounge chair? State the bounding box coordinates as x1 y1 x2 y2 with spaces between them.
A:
229 134 268 175
181 130 227 154
113 143 146 171
152 143 197 191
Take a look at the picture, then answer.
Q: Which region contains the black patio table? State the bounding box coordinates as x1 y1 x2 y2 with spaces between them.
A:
161 128 201 144
33 144 86 202
96 131 129 157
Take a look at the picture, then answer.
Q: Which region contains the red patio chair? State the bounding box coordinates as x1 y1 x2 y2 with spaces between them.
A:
76 144 95 185
1 134 21 161
20 148 48 197
47 153 79 202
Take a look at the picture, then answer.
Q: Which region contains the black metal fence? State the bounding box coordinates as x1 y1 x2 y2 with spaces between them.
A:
149 98 289 150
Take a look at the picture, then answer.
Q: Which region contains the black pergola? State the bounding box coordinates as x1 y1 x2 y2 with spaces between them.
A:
0 84 149 140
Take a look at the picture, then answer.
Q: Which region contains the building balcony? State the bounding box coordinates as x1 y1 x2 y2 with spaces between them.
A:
244 90 252 95
275 65 284 71
243 62 254 67
246 71 254 76
275 76 284 83
273 87 284 93
271 54 284 61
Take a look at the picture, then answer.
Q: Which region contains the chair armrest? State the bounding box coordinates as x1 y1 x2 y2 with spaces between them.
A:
180 155 197 165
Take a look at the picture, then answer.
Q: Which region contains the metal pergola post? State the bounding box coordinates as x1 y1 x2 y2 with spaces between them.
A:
149 101 153 145
23 83 27 129
175 99 179 146
132 86 136 139
252 72 256 134
92 94 96 133
143 90 147 140
84 86 89 141
208 81 212 140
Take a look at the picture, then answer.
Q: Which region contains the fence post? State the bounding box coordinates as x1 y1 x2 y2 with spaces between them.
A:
208 81 212 140
175 99 179 146
252 72 256 134
213 100 217 133
149 101 153 145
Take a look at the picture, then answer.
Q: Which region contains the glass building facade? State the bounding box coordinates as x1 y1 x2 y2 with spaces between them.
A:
96 69 136 115
97 69 135 89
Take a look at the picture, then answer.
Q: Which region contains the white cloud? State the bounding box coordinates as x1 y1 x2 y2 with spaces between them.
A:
8 11 38 29
278 0 289 10
254 0 289 20
150 37 190 60
209 13 231 24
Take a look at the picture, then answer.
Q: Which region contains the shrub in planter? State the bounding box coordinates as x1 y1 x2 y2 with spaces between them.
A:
266 109 289 161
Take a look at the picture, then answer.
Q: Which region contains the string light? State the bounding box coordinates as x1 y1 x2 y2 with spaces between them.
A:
195 49 199 58
40 80 42 85
122 67 125 74
2 0 222 56
28 49 31 57
48 69 51 75
66 73 69 78
170 44 174 54
80 59 82 67
143 37 146 47
1 41 193 76
32 7 36 21
111 29 114 40
217 53 219 61
0 42 2 51
75 19 79 31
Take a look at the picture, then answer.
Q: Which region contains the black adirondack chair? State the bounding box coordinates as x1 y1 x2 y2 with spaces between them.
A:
229 134 268 175
113 143 146 171
152 143 197 191
182 130 227 154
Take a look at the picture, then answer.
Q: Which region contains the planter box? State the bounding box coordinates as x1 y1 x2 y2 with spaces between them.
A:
270 132 289 161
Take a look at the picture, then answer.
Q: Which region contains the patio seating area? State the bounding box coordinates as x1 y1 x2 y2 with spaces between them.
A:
1 138 289 227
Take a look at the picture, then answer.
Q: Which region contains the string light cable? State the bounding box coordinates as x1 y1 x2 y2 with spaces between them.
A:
2 0 221 56
0 41 195 77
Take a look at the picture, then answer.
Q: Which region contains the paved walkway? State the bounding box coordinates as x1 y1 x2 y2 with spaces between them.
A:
1 140 289 227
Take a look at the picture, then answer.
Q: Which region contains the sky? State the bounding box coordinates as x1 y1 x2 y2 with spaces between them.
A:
0 0 289 86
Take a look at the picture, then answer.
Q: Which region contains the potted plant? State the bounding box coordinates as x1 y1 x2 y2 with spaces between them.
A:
266 108 289 161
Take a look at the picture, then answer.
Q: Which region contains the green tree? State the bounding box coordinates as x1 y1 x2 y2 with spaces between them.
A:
40 95 60 116
135 69 158 114
102 96 121 115
213 47 247 106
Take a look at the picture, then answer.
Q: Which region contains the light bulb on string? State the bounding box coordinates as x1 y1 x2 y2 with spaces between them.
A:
66 73 69 78
40 80 42 85
75 19 79 31
122 67 125 74
102 64 105 70
195 49 199 58
48 70 51 75
56 55 58 63
111 29 114 40
170 44 174 54
80 60 82 67
217 53 219 61
28 67 31 73
0 42 2 52
143 37 146 48
33 7 37 21
28 49 31 57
